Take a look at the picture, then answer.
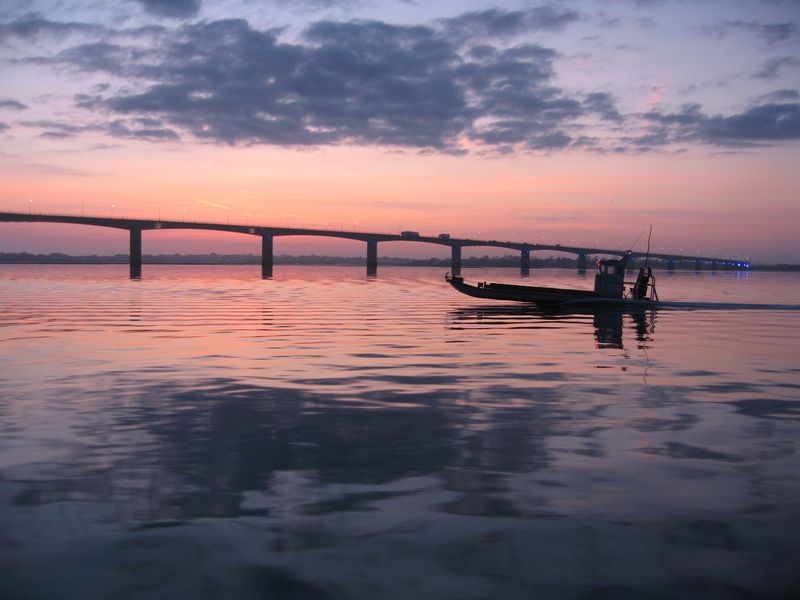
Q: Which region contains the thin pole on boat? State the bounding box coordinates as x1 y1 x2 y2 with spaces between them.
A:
628 227 647 253
644 225 652 267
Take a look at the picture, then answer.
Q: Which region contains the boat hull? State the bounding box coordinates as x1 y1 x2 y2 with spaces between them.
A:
445 275 657 308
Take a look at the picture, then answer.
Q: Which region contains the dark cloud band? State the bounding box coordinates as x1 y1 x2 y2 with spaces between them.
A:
50 16 590 152
7 10 800 153
134 0 202 19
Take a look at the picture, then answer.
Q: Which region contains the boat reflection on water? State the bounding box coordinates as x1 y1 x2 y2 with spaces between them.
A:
593 309 655 348
447 304 656 350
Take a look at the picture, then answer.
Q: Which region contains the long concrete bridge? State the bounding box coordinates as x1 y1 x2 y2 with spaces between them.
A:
0 211 747 278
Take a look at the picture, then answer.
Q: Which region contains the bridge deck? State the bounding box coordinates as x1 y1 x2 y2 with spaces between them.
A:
0 211 747 277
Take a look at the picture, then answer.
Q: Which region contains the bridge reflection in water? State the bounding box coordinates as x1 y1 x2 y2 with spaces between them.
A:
0 211 743 279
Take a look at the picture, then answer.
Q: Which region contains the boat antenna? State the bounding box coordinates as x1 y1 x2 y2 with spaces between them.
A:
644 225 652 267
628 227 647 253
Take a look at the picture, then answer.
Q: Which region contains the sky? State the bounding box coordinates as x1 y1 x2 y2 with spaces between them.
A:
0 0 798 263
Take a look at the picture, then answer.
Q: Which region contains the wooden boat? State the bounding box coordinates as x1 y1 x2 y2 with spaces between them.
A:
445 252 659 308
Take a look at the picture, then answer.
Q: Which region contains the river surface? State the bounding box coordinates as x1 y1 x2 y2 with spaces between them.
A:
1 265 799 599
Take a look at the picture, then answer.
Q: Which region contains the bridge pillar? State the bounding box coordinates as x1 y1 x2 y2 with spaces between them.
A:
129 228 142 279
577 253 588 273
366 239 378 276
451 245 462 276
520 248 530 275
261 234 273 278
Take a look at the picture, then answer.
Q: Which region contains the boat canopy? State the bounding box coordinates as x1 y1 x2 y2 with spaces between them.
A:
593 252 630 298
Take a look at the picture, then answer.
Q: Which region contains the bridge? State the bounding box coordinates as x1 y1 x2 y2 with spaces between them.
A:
0 211 747 278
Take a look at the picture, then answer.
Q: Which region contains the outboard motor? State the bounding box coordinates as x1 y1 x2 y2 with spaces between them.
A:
631 266 657 300
628 225 658 301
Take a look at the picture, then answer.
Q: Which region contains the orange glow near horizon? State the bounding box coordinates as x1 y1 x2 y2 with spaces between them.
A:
2 142 798 263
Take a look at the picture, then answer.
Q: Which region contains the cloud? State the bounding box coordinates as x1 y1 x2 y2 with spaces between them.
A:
704 19 798 45
0 99 27 110
696 103 800 143
0 13 104 42
20 116 179 142
638 101 800 147
441 6 580 42
37 17 591 153
758 89 799 103
0 122 9 132
32 42 153 73
753 56 800 79
755 21 797 44
13 12 800 154
270 0 366 10
20 119 89 139
38 131 72 139
583 92 622 122
133 0 202 19
108 118 179 140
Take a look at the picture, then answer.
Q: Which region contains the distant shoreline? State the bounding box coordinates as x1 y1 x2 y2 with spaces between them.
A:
2 252 797 271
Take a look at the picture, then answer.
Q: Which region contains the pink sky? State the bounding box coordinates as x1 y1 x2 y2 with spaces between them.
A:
1 1 798 263
2 143 796 262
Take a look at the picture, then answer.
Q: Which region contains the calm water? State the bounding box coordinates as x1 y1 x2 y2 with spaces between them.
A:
1 265 799 599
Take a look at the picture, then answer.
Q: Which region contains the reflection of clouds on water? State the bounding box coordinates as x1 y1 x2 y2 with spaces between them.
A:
8 377 568 522
731 398 800 421
642 441 744 462
3 376 799 599
3 268 800 599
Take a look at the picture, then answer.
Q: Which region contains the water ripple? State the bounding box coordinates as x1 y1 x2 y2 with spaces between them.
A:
1 265 799 599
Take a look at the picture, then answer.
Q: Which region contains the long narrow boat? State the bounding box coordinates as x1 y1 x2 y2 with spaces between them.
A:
445 252 660 308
